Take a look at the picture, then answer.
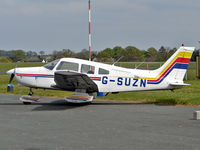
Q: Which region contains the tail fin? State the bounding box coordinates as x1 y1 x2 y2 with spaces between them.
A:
147 46 195 85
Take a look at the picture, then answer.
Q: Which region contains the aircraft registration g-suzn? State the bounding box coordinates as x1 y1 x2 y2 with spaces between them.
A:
7 46 194 104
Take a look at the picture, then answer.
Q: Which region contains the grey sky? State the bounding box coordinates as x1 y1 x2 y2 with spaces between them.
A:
0 0 199 53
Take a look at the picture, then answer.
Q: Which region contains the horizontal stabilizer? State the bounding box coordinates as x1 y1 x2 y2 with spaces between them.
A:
169 82 191 86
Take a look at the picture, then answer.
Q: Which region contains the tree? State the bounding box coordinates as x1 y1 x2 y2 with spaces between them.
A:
50 49 74 60
147 47 158 61
91 51 97 60
122 46 144 61
76 49 89 60
113 46 124 60
97 48 115 61
157 46 168 61
62 49 74 57
0 56 12 63
168 48 177 58
10 50 26 62
100 48 115 58
191 49 199 61
141 50 150 60
51 50 62 60
0 50 12 57
39 51 45 56
26 51 38 58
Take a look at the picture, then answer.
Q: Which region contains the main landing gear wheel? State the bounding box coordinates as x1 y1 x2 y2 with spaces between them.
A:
23 89 33 104
23 102 32 105
65 92 94 103
20 88 40 105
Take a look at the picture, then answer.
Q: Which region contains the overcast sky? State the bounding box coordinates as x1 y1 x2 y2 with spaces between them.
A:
0 0 199 53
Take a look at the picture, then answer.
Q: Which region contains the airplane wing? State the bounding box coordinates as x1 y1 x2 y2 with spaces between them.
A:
54 71 98 93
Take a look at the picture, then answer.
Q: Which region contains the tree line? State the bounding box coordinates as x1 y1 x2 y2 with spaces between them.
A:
0 46 199 62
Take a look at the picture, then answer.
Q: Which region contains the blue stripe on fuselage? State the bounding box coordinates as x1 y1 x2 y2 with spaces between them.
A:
147 63 188 85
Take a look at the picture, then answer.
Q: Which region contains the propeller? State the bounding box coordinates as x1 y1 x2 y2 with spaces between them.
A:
9 72 15 84
7 68 16 92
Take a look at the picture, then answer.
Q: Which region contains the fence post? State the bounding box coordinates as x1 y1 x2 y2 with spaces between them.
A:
196 56 200 79
185 71 188 80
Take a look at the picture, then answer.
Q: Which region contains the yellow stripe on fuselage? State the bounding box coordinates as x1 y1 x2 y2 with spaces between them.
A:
150 51 192 80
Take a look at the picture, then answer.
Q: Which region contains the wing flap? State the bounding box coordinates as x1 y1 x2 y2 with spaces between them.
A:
54 71 98 93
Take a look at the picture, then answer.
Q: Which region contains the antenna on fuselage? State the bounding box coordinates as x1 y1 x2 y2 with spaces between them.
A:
88 0 91 61
134 59 147 69
112 56 124 66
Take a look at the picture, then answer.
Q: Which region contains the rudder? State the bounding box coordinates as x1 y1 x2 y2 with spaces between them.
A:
147 46 195 85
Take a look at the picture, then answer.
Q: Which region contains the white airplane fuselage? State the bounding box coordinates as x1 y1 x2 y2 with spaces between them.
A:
13 61 163 93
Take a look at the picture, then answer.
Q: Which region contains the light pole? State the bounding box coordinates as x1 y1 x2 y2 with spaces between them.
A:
88 0 91 61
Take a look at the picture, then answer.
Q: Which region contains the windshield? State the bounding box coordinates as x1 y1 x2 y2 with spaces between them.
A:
56 61 79 72
43 59 60 70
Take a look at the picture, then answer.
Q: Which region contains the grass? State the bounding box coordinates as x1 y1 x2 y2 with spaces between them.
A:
0 62 199 105
0 62 44 72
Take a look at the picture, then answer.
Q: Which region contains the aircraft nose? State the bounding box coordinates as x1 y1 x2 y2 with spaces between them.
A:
7 69 15 75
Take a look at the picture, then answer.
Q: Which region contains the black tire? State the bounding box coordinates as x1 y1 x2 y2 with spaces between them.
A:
23 102 32 105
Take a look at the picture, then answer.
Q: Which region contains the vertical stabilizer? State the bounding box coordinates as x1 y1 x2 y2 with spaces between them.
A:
147 47 195 84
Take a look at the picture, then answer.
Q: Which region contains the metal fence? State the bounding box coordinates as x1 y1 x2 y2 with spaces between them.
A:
114 62 196 80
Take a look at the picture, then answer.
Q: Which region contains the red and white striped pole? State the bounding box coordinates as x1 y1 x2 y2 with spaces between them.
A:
88 0 91 61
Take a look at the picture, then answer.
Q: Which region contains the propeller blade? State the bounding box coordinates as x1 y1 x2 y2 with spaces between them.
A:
7 68 16 92
9 73 15 84
9 68 16 84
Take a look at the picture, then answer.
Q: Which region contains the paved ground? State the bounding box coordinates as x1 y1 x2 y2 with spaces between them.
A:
0 71 6 74
0 94 199 150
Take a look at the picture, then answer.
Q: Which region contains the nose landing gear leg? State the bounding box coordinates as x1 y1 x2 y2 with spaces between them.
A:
28 88 34 96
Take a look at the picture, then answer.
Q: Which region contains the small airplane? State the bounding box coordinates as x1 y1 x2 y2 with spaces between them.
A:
7 46 194 104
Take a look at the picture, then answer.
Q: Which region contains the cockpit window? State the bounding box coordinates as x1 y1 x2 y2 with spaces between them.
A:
99 68 109 75
81 64 95 74
43 59 60 70
56 61 79 72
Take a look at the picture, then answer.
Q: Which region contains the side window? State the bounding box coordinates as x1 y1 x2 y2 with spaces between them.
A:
81 64 95 74
56 61 79 72
99 68 109 75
